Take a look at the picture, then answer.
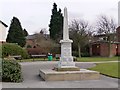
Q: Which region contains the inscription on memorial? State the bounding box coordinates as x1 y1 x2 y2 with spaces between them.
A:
63 47 71 56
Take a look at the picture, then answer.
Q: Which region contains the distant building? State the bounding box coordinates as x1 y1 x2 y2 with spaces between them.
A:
25 33 50 55
89 28 120 57
0 20 8 42
25 34 36 48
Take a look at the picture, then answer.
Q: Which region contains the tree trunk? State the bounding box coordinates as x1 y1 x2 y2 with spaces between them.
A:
78 43 81 58
108 35 112 58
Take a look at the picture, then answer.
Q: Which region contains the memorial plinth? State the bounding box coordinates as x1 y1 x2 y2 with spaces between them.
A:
39 7 100 81
39 69 100 81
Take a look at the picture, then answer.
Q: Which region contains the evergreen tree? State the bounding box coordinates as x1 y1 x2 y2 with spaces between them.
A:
23 29 29 36
6 17 26 47
49 3 63 41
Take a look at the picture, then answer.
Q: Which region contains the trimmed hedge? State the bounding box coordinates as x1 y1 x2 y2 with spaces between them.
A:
2 59 23 82
2 43 29 59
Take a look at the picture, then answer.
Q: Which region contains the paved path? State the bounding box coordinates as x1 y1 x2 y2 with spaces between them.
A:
2 61 119 88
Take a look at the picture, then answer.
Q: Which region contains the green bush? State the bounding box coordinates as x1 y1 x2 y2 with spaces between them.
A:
72 51 79 57
2 59 23 82
81 52 90 57
26 45 32 48
2 43 29 59
73 51 90 57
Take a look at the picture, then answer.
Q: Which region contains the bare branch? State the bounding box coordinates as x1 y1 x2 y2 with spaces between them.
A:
96 15 117 34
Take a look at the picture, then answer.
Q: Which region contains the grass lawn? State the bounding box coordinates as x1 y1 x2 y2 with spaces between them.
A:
77 56 119 62
89 62 119 78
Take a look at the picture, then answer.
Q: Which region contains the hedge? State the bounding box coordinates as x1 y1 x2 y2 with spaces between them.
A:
2 59 23 82
2 43 29 59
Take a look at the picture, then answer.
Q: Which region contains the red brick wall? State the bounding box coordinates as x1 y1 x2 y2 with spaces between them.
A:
100 43 109 57
100 43 117 57
91 44 100 56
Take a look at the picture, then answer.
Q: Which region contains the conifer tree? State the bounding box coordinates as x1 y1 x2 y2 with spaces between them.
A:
23 29 28 36
6 17 26 47
49 3 63 41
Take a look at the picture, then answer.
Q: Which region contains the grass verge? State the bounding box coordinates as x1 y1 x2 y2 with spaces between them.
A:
89 62 119 78
77 56 119 62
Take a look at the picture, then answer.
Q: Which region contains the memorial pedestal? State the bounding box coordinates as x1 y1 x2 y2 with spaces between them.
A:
58 40 75 68
39 69 100 81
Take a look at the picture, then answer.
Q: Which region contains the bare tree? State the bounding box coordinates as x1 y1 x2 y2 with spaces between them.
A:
96 15 116 34
96 15 117 57
40 28 48 35
32 33 56 54
69 19 93 57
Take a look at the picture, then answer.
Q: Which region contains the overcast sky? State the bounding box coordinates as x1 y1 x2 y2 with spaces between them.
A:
0 0 119 35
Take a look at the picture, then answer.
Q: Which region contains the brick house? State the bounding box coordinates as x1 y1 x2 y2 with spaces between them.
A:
89 27 120 57
89 41 120 57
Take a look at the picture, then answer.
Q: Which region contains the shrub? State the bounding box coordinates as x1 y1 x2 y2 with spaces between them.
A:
81 52 90 57
26 45 32 48
2 43 29 59
2 59 23 82
73 51 90 57
72 51 79 57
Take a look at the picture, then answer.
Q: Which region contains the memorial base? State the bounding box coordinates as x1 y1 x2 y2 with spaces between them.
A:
39 69 100 81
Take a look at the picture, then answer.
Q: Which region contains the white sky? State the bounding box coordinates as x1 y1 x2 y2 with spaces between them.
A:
0 0 119 35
